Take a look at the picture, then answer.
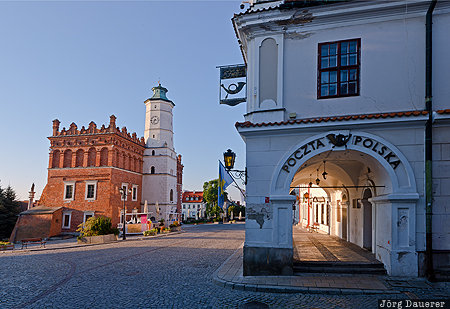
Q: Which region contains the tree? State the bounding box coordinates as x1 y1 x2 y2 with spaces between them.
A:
228 204 245 218
203 179 227 218
0 185 21 240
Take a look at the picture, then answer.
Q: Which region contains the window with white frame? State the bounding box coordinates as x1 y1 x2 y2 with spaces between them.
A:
121 183 128 201
83 211 94 223
85 180 98 201
63 181 75 201
62 211 72 229
132 185 138 201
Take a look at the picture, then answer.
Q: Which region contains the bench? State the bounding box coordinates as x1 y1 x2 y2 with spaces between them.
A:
21 238 46 249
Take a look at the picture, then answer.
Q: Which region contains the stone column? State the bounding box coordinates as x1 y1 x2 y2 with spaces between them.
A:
243 195 295 276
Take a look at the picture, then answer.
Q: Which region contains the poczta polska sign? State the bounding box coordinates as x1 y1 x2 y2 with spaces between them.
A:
282 133 401 174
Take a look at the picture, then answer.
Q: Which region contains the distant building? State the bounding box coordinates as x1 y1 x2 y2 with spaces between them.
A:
181 191 206 221
11 84 183 241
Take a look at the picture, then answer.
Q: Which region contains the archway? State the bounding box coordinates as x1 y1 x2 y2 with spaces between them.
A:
263 131 419 276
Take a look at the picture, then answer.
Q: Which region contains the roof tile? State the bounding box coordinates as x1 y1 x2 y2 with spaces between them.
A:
236 110 431 128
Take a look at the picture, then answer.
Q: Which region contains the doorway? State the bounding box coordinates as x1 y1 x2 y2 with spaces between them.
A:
362 188 373 251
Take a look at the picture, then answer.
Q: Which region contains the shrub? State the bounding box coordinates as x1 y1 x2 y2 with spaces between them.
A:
77 216 117 240
143 228 158 236
169 221 180 228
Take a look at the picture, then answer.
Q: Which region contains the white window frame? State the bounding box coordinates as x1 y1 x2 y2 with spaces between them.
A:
62 211 72 229
85 180 98 201
63 181 76 201
132 185 138 201
83 211 95 223
121 183 128 201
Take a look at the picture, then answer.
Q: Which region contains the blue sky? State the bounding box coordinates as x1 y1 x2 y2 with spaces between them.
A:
0 0 247 202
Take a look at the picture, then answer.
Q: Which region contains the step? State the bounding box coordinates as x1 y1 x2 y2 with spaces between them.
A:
294 266 387 275
294 261 385 268
293 261 386 275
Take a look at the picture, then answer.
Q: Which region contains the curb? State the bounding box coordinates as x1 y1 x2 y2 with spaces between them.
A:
212 245 401 295
4 230 185 253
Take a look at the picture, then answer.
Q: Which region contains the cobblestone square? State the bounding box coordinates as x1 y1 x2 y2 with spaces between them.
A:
1 224 448 309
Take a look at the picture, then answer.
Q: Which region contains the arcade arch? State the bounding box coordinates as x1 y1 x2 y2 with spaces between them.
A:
289 149 391 253
266 131 419 275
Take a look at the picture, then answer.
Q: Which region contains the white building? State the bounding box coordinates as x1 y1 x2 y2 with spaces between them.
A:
181 191 206 221
232 0 450 277
142 84 179 224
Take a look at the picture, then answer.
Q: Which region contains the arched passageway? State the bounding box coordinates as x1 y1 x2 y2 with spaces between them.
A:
289 149 389 272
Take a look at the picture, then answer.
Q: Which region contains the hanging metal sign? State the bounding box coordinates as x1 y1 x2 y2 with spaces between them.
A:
217 64 246 106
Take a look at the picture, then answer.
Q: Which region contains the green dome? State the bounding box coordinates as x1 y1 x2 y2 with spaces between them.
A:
149 84 172 103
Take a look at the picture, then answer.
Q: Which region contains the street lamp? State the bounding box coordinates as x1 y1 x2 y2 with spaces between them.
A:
223 149 247 185
119 186 131 240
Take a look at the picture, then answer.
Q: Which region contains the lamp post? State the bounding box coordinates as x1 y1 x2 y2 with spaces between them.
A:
223 149 247 185
120 186 131 240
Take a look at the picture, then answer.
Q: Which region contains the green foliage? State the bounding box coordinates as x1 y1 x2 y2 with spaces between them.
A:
203 179 227 218
77 216 117 240
158 218 165 226
228 204 245 218
0 184 21 240
143 228 158 236
206 204 222 219
169 221 180 228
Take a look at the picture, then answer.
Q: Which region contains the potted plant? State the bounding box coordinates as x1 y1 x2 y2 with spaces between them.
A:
169 221 181 232
77 216 119 244
143 228 158 236
0 241 14 251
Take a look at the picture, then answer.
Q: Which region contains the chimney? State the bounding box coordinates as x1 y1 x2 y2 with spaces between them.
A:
109 115 116 132
52 119 60 136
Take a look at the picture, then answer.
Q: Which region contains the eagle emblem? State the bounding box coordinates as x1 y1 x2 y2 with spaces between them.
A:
326 133 352 147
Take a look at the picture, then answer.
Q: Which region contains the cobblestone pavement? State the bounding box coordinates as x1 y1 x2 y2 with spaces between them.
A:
1 223 448 309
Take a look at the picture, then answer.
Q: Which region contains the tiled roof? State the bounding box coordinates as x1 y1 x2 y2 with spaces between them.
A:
235 110 446 128
233 0 347 18
436 109 450 114
182 191 204 203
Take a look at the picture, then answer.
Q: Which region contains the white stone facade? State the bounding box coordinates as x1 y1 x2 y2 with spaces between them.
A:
181 191 206 221
142 85 179 224
232 0 450 276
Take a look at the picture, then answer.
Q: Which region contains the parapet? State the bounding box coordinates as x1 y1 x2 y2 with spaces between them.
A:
51 115 145 146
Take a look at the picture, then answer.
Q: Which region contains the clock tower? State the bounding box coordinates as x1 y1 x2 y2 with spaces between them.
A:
142 84 178 223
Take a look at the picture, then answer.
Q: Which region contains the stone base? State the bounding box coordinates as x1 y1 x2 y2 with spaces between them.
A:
243 246 293 276
77 234 118 244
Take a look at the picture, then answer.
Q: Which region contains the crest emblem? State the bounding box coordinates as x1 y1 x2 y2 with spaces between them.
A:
326 133 352 147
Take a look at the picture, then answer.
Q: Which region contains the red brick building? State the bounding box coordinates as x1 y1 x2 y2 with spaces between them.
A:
11 115 145 240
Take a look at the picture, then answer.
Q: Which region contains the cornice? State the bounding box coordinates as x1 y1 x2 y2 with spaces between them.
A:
234 0 450 45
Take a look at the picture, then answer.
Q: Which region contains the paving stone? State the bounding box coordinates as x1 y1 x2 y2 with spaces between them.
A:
1 224 449 309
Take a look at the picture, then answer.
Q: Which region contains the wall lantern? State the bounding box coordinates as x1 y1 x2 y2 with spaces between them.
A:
223 149 247 185
223 149 236 170
304 192 310 199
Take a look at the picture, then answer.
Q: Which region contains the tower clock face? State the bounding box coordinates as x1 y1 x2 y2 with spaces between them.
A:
151 116 160 125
